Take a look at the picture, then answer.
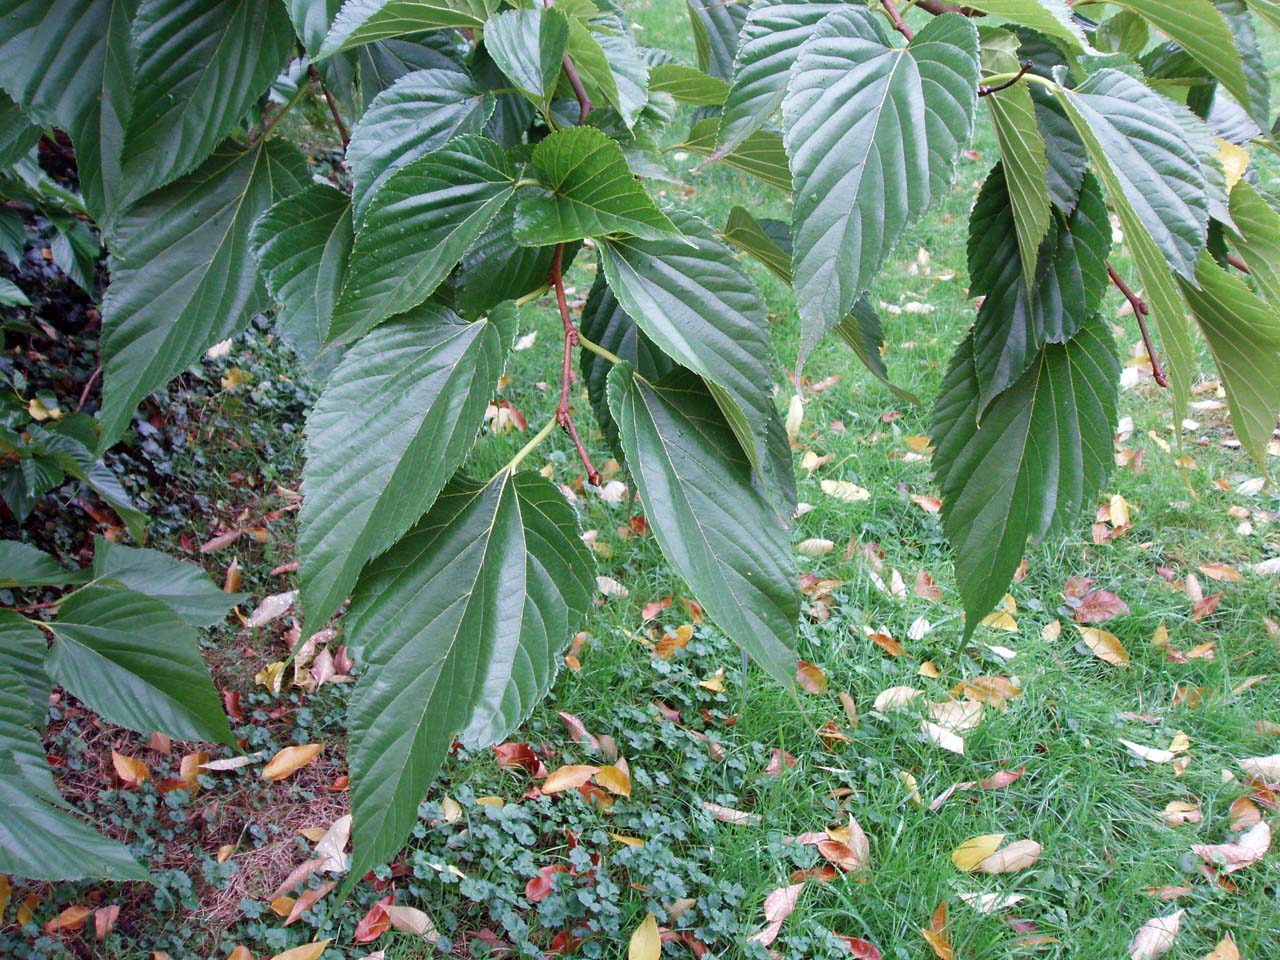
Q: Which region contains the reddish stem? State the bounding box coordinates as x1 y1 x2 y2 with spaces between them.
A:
550 244 601 486
881 0 915 40
76 364 101 413
308 65 350 149
561 54 594 125
1108 263 1169 389
980 61 1032 97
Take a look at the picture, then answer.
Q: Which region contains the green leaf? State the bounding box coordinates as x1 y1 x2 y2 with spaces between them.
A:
1109 0 1254 125
0 541 85 588
648 64 729 106
0 0 115 131
1213 0 1271 131
0 756 149 882
0 90 41 167
721 205 793 285
483 7 569 104
0 609 51 728
455 208 576 319
329 135 515 345
286 0 342 54
1032 90 1087 212
1178 253 1280 467
1052 68 1207 413
69 0 132 227
962 0 1088 51
98 140 309 449
91 537 242 627
579 272 676 450
318 0 499 57
969 165 1110 409
44 585 234 744
124 0 295 197
562 16 649 128
1228 181 1280 308
1247 0 1280 31
345 471 593 878
783 9 979 359
981 26 1050 293
514 127 679 245
251 182 355 361
0 660 53 790
608 365 798 686
599 207 778 494
299 303 508 634
357 32 467 111
932 318 1119 638
716 0 844 155
346 67 495 222
686 0 748 81
681 117 792 192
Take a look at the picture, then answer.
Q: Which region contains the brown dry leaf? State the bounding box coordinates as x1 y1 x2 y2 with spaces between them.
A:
867 632 908 657
541 765 601 794
1202 935 1240 960
915 569 942 600
1229 797 1261 830
385 905 439 942
269 940 332 960
228 947 254 960
629 912 662 959
796 660 828 694
951 834 1005 871
747 883 805 946
1199 563 1243 583
594 764 632 797
262 744 323 781
217 843 236 863
94 905 120 940
1190 821 1271 873
224 558 243 593
17 892 37 925
1079 626 1131 666
910 494 942 513
928 700 983 733
977 839 1042 874
702 801 761 825
44 904 92 933
285 882 336 926
922 901 954 960
1162 801 1202 826
112 750 151 788
839 691 858 729
1238 754 1280 780
980 766 1025 790
0 875 10 921
1128 910 1182 960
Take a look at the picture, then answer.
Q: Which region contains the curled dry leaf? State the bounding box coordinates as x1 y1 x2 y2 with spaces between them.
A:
1128 910 1183 960
1121 740 1176 764
952 675 1022 709
976 839 1042 874
798 538 835 556
748 883 805 946
1238 754 1280 781
247 590 298 628
262 744 324 781
1190 820 1270 873
821 479 871 502
111 750 151 788
1079 626 1131 666
541 765 601 794
1162 801 1202 826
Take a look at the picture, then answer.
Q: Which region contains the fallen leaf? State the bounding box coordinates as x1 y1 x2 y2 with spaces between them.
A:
559 711 600 749
1229 797 1261 830
748 883 805 946
525 865 570 903
821 480 871 502
314 814 351 873
596 575 629 598
910 494 942 513
610 833 645 847
1079 626 1131 666
1191 821 1271 873
93 905 119 940
1238 754 1280 780
541 765 600 794
796 660 828 694
247 591 297 628
228 947 254 960
951 834 1005 871
928 700 983 733
1121 740 1176 764
594 764 632 797
629 912 661 960
385 905 439 942
698 667 725 691
840 691 858 729
868 632 907 657
958 892 1026 914
1128 910 1182 960
764 748 798 777
922 721 964 755
952 675 1022 709
262 744 323 781
1162 801 1202 826
798 538 835 556
354 896 395 943
835 934 883 959
1074 589 1131 624
44 904 92 933
285 882 336 926
922 901 953 960
1144 885 1194 900
874 686 921 712
977 839 1042 873
1201 934 1240 960
112 751 151 788
703 801 761 825
1198 563 1243 583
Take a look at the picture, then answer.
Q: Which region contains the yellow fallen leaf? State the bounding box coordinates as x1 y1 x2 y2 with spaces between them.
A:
262 744 323 781
1110 493 1131 527
800 450 831 473
269 941 331 960
1199 562 1243 582
228 947 254 960
951 834 1005 871
698 667 725 691
111 750 151 787
1042 619 1062 642
475 795 504 807
820 479 870 502
217 844 235 863
541 765 600 794
1168 731 1190 754
1079 626 1130 666
594 764 632 797
1202 934 1240 960
904 435 934 454
1151 623 1169 647
610 833 645 847
270 896 295 918
441 796 463 823
629 912 661 960
0 875 10 920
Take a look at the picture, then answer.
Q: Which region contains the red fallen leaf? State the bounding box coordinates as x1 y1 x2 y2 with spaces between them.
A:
326 774 350 792
525 865 571 903
200 528 242 553
679 597 704 623
629 515 650 536
790 865 840 883
836 934 883 959
354 895 395 943
652 701 682 723
1191 593 1222 621
748 883 805 946
558 712 600 750
641 597 671 621
494 742 546 777
547 928 584 957
979 765 1025 790
93 905 119 940
818 840 865 872
796 660 828 694
1073 589 1131 624
1063 576 1094 600
764 748 798 777
223 689 245 722
334 646 354 674
915 570 942 601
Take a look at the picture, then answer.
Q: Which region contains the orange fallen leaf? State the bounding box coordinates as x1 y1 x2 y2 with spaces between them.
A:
796 660 828 694
868 632 908 657
44 904 92 933
952 675 1022 709
1198 563 1242 582
1202 934 1240 960
922 901 953 960
594 764 632 797
285 882 336 926
910 494 942 513
268 941 331 960
228 946 254 960
112 751 151 788
94 905 119 940
17 892 37 925
262 744 323 781
698 667 725 692
1229 797 1261 830
541 765 600 794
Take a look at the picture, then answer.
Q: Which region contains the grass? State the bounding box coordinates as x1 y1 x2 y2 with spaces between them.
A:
7 3 1280 958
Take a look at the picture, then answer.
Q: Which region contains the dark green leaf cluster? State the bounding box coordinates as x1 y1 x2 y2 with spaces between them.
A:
0 0 1278 886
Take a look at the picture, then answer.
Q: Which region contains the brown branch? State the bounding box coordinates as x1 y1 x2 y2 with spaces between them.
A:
76 364 101 413
308 65 350 149
881 0 915 40
917 0 983 14
980 61 1032 97
550 243 601 486
561 54 594 126
1108 263 1168 388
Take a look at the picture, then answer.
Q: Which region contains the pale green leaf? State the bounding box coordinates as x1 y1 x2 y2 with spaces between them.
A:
483 7 569 104
648 64 729 106
319 0 500 57
1228 181 1280 308
963 0 1088 51
299 303 508 634
681 117 792 192
783 9 979 358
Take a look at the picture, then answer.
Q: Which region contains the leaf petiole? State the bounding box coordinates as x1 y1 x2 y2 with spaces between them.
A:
496 415 559 479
